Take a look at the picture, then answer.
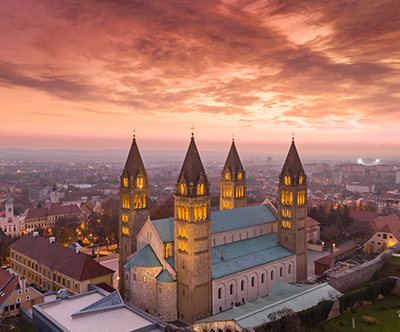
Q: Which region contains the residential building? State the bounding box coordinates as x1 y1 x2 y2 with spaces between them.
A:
9 232 114 295
0 270 43 318
365 218 400 253
21 201 82 233
307 217 320 244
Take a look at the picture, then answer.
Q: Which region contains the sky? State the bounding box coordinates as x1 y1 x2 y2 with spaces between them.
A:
1 0 400 157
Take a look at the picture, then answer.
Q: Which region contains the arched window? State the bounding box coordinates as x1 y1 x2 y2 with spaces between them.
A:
225 172 231 180
281 191 285 204
203 204 207 219
138 195 142 208
178 205 182 219
134 195 138 209
180 183 185 195
261 273 264 283
231 234 234 242
223 236 226 244
299 176 303 185
143 275 147 283
199 204 203 220
230 284 233 295
194 205 198 221
123 178 128 187
229 186 232 198
218 287 222 299
251 277 254 287
280 267 283 277
201 184 204 195
241 280 244 291
143 194 146 208
185 206 189 221
290 192 293 205
288 264 291 274
271 270 274 280
238 173 242 180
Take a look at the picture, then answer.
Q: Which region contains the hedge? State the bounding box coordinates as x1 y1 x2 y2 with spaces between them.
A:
296 300 334 327
339 277 397 314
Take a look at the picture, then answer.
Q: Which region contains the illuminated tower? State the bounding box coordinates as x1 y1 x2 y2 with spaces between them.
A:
277 138 308 281
119 134 150 296
174 133 212 323
220 138 246 210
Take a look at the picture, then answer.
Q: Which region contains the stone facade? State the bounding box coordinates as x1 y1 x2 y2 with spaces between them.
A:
157 279 177 321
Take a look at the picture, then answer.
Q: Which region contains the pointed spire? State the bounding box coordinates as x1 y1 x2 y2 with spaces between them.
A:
6 194 12 205
178 136 208 186
222 140 244 179
122 136 147 180
280 139 304 179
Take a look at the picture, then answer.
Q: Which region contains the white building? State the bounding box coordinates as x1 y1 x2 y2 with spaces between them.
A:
346 182 375 194
0 194 24 237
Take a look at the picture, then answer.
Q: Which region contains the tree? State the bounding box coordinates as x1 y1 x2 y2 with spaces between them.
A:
308 206 318 221
341 204 353 228
266 308 305 332
327 205 337 227
52 216 81 245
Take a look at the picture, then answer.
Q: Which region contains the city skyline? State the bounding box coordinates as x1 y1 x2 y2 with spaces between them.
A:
1 0 400 156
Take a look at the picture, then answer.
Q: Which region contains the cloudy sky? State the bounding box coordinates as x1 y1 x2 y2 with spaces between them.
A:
1 0 400 156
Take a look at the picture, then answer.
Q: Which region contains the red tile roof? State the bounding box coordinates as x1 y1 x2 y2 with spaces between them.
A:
0 269 20 306
349 210 378 223
307 217 320 228
10 234 114 281
379 220 400 242
24 203 81 219
372 214 399 229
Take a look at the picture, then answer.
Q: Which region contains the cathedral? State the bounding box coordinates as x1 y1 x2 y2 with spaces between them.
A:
119 133 307 324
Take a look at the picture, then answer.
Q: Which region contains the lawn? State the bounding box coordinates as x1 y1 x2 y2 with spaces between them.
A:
307 295 400 332
389 256 400 265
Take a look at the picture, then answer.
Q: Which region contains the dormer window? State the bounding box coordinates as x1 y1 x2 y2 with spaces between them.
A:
225 172 231 180
123 178 128 187
136 177 143 188
238 173 242 180
285 176 291 185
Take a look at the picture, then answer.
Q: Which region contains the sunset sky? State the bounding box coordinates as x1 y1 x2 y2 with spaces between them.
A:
1 0 400 156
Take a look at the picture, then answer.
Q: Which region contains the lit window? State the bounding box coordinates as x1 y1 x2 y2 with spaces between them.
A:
123 178 128 187
238 173 242 180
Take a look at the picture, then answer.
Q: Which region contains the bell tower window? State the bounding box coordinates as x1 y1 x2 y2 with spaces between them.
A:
225 172 231 180
285 176 291 185
136 177 143 188
299 176 303 185
123 178 128 187
238 172 242 180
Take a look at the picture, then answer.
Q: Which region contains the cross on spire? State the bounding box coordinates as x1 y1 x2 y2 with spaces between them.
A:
133 128 136 139
232 133 235 142
292 131 295 141
191 124 195 138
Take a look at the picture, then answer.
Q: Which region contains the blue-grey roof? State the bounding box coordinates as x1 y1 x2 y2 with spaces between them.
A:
196 281 342 328
211 204 276 234
156 270 175 283
211 233 294 280
127 244 162 268
165 256 175 270
152 217 174 243
152 204 277 243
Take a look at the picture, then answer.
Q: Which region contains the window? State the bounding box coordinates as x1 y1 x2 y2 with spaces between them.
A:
16 298 21 303
218 288 222 299
251 277 254 287
280 267 283 277
271 271 274 280
63 278 65 286
241 280 244 291
26 295 30 300
288 264 291 274
261 273 264 283
143 275 147 283
230 284 233 295
159 287 162 294
68 280 70 288
133 273 136 281
75 284 78 291
383 234 387 239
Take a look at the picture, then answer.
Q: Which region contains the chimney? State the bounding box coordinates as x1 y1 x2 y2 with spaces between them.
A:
221 249 224 260
33 231 38 237
49 237 55 244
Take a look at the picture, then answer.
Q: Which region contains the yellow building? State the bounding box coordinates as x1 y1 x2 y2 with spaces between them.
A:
9 232 114 295
0 270 43 318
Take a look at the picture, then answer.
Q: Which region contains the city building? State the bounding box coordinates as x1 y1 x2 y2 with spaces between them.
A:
119 134 308 324
32 288 167 332
9 232 114 295
307 217 320 244
21 201 82 233
345 182 375 194
29 185 53 202
314 244 358 276
365 217 400 253
0 270 44 318
0 194 25 237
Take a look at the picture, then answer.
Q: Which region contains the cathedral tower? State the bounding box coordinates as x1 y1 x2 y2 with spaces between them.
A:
277 138 308 281
220 139 246 210
174 133 212 323
119 135 150 296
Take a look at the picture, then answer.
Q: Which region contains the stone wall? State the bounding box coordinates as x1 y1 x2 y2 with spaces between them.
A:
328 249 392 292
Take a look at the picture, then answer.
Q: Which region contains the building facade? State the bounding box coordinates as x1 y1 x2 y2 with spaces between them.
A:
9 232 114 295
0 194 24 237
